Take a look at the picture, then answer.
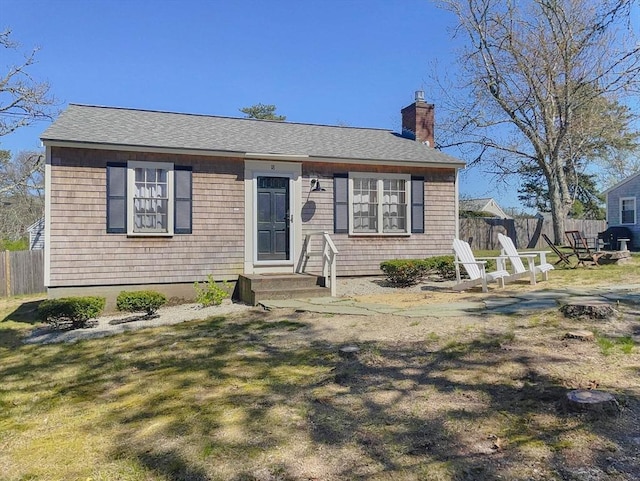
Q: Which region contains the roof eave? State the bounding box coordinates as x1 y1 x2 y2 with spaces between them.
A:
42 139 466 169
307 154 465 169
41 139 247 158
602 171 640 195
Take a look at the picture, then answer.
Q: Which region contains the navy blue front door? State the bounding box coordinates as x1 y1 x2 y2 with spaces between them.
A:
257 176 290 261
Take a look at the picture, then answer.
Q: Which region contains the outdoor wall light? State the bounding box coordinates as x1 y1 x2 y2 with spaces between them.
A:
310 178 325 192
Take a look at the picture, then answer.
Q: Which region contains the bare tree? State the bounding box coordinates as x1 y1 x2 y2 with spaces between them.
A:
435 0 640 242
0 150 44 241
0 29 57 137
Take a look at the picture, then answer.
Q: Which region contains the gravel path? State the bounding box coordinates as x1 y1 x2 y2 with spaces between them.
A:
24 299 255 344
24 276 417 345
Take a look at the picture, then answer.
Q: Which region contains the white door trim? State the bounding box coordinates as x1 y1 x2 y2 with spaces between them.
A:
244 160 302 274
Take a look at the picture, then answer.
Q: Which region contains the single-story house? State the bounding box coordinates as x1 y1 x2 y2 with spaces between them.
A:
27 218 45 250
41 92 466 304
459 198 511 219
603 172 640 249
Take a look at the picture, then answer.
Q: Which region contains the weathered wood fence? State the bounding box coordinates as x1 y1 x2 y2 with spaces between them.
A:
459 218 607 251
0 250 45 297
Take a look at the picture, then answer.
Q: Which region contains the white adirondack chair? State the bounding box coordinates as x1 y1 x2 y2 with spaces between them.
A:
497 233 554 285
452 238 511 292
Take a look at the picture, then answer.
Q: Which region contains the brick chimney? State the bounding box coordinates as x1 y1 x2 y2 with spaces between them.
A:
401 90 435 147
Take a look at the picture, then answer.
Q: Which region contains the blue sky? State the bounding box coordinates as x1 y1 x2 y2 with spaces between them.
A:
2 0 520 207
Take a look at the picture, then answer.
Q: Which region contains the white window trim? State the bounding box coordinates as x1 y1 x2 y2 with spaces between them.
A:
620 196 636 225
348 172 411 236
127 160 174 236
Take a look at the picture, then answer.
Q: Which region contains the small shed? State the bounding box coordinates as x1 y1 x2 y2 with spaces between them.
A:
27 218 45 250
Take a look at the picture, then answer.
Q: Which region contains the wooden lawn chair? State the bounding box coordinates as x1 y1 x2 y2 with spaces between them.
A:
497 233 554 285
452 238 511 292
542 233 575 266
564 230 604 267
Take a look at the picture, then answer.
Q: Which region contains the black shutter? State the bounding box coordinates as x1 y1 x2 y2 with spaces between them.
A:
334 174 348 233
411 176 425 233
174 166 192 234
106 163 127 233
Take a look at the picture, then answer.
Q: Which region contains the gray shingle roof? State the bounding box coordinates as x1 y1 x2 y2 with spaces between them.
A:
460 198 493 211
41 104 465 167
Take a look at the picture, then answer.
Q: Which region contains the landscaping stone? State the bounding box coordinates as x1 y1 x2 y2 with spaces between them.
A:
481 298 519 309
517 290 570 300
601 292 640 305
398 302 485 318
490 298 559 315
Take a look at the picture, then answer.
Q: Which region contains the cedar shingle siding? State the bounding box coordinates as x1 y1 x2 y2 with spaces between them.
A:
49 147 244 287
301 163 456 276
43 103 464 291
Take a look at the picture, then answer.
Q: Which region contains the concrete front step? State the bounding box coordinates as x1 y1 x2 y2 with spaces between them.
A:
241 273 322 290
238 274 329 305
253 286 330 304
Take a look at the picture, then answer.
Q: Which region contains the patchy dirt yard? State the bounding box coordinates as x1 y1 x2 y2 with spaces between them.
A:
240 292 640 480
2 269 640 480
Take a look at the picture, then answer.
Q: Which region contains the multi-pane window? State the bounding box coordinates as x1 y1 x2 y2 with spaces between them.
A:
383 179 407 232
349 174 410 234
126 161 174 235
353 178 378 232
133 167 169 232
107 161 192 236
621 197 636 224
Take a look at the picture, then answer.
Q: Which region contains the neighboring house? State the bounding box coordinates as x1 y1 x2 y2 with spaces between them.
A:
460 198 511 219
27 218 45 250
603 172 640 249
41 92 465 301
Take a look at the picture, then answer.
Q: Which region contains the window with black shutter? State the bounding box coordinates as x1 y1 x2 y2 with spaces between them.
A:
334 174 348 233
106 163 127 233
174 166 192 234
411 176 425 233
106 161 192 235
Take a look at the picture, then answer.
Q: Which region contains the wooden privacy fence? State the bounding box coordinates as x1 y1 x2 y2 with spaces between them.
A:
0 250 45 297
459 218 607 251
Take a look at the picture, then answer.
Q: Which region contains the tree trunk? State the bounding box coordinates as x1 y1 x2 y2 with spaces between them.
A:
547 176 569 244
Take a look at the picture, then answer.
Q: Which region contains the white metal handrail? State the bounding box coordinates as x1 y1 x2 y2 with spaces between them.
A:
296 230 339 296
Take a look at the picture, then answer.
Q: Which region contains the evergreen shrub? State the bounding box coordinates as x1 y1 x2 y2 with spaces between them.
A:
38 296 106 329
379 259 430 286
116 290 167 316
